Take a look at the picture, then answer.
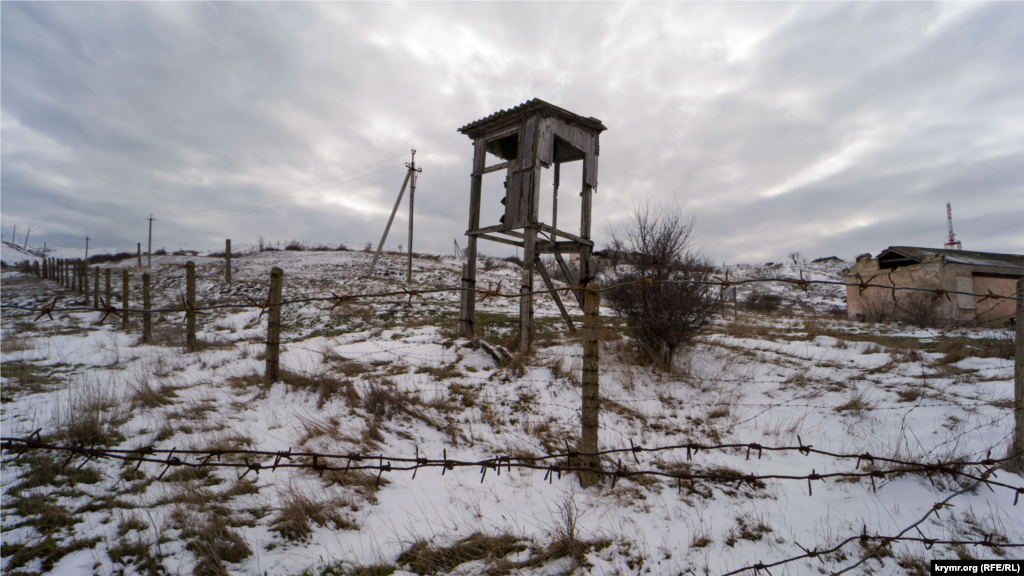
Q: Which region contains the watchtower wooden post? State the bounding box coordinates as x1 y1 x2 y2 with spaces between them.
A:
457 99 606 351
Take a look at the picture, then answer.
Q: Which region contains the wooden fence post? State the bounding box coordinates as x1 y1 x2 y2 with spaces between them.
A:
459 264 470 337
137 243 142 267
186 261 197 351
93 268 100 309
105 269 112 306
226 239 232 284
580 283 601 488
42 258 47 279
70 260 76 290
1013 278 1023 467
143 273 152 344
265 267 284 382
80 261 86 293
122 270 130 330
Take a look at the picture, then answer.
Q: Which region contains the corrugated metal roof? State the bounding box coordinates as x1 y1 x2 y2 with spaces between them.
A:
879 246 1024 271
457 98 607 136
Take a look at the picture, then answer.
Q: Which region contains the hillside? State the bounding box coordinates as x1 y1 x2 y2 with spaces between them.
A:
1 247 1020 576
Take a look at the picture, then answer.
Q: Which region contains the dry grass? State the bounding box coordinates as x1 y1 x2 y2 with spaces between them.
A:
269 484 358 541
130 378 178 409
833 390 871 415
397 533 527 575
52 377 127 446
935 337 969 364
281 368 360 408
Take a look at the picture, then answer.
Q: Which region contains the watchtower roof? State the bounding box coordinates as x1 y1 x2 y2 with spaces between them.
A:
457 98 607 138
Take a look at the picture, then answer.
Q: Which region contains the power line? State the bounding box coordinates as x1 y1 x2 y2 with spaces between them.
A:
159 172 407 223
159 150 407 217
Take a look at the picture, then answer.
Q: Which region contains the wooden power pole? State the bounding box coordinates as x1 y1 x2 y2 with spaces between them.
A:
368 150 421 279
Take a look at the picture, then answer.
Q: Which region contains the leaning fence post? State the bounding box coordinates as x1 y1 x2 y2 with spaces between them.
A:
265 267 284 382
1013 278 1023 468
185 261 197 351
94 267 100 309
143 273 152 344
105 269 112 306
122 269 130 330
580 283 601 488
225 239 232 284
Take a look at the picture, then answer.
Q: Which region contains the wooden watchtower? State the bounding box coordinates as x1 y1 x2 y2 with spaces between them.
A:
457 99 607 351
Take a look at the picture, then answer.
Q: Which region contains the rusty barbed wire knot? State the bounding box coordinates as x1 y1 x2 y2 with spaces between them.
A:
179 296 207 324
328 292 354 312
245 295 271 318
33 297 59 322
97 297 122 324
478 281 505 302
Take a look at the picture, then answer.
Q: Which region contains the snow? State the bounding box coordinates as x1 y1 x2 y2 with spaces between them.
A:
2 248 1021 576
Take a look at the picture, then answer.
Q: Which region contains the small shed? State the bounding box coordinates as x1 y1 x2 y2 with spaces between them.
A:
843 246 1023 325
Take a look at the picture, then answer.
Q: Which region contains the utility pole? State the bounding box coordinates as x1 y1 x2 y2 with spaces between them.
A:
147 214 155 267
406 149 422 283
11 225 15 243
85 236 90 260
23 228 31 250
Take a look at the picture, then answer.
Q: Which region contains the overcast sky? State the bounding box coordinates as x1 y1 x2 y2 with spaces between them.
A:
2 2 1022 264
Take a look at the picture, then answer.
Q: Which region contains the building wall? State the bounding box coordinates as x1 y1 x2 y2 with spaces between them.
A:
843 256 1018 325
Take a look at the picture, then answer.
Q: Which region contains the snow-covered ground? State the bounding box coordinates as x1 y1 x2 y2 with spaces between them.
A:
2 248 1020 576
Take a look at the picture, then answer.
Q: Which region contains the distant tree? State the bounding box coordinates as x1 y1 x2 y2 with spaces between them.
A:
605 202 717 368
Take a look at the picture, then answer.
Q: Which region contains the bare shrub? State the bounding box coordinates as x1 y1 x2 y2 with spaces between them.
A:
895 291 941 328
860 289 896 323
743 292 783 314
605 202 717 367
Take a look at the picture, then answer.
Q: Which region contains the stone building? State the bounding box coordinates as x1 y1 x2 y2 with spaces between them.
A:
843 246 1023 325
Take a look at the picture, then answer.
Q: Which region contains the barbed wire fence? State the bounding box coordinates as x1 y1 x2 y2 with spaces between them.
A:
2 259 1023 574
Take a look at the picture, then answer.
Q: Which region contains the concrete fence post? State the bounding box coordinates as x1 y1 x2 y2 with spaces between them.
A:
265 267 284 382
122 270 130 330
143 273 152 344
185 261 197 352
580 283 601 488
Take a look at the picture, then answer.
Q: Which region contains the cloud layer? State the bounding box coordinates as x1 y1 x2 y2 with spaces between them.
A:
3 2 1021 262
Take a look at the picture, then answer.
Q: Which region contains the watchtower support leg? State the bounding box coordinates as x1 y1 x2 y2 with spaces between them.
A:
460 139 487 338
520 227 537 352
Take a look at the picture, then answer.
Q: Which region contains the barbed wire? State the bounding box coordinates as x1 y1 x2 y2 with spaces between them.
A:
721 450 1024 576
4 435 1022 496
2 274 1021 320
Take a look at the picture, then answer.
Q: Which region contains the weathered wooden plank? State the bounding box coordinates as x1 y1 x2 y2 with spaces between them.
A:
478 233 524 249
520 228 537 351
472 161 510 177
535 241 582 254
553 253 583 307
535 255 576 333
538 223 594 247
537 116 556 166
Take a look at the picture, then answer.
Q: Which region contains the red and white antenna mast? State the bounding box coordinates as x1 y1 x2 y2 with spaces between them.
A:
944 201 962 250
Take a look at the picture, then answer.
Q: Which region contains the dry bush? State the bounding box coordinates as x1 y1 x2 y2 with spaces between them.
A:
743 292 783 314
604 202 718 367
895 291 942 328
270 484 357 540
53 377 127 446
860 289 896 323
